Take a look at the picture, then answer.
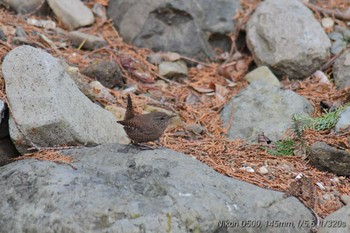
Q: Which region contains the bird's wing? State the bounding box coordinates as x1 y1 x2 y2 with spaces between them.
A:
119 116 156 135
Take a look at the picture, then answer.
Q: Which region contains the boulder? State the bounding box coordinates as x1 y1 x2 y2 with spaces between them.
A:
309 142 350 176
107 0 241 61
333 50 350 89
318 205 350 233
2 45 128 154
0 144 314 233
246 0 330 79
221 81 313 142
0 0 45 14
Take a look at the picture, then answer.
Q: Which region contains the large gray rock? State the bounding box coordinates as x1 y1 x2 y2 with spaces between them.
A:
0 0 45 14
47 0 94 30
107 0 241 61
0 144 314 233
335 106 350 132
2 46 129 154
309 142 350 176
221 81 313 142
318 205 350 233
246 0 331 79
333 50 350 89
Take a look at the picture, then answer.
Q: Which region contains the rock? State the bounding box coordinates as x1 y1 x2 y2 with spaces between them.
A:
258 166 269 175
335 106 350 132
0 144 314 233
92 3 106 19
333 50 350 89
0 0 45 14
340 195 350 205
12 37 35 46
26 18 56 29
321 17 334 32
318 205 349 233
0 28 6 41
47 0 94 30
158 61 188 78
309 142 350 176
246 0 330 79
108 0 238 61
15 26 27 37
195 0 241 34
2 46 129 154
81 61 124 88
147 53 163 65
221 81 313 142
68 31 107 50
244 66 280 87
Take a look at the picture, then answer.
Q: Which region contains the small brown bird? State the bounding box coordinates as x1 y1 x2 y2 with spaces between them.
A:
118 94 175 143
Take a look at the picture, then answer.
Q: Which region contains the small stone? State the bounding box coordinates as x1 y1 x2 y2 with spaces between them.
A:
321 17 334 32
258 166 269 174
12 37 35 46
186 124 205 135
158 61 188 78
15 26 27 37
26 18 56 30
89 81 115 102
240 166 255 173
340 195 350 205
68 31 107 50
316 182 325 190
81 61 124 88
47 0 94 30
92 3 106 19
147 53 163 65
330 177 340 185
244 66 280 87
0 28 6 41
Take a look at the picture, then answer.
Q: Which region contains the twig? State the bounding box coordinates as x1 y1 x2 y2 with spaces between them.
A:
180 55 212 67
321 48 349 71
304 2 350 21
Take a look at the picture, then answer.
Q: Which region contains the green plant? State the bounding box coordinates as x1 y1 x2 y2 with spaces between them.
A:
266 139 296 156
293 104 349 132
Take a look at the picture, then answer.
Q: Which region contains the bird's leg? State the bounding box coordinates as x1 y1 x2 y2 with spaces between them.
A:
133 143 156 150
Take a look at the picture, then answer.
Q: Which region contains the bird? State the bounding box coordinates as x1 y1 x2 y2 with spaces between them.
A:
117 94 175 144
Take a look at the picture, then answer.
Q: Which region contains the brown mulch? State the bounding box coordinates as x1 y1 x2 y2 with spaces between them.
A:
1 0 350 218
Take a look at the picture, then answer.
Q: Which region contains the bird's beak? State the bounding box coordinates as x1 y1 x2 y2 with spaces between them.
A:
169 114 177 118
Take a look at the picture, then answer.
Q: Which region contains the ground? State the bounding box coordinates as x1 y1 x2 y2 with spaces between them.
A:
0 0 350 218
